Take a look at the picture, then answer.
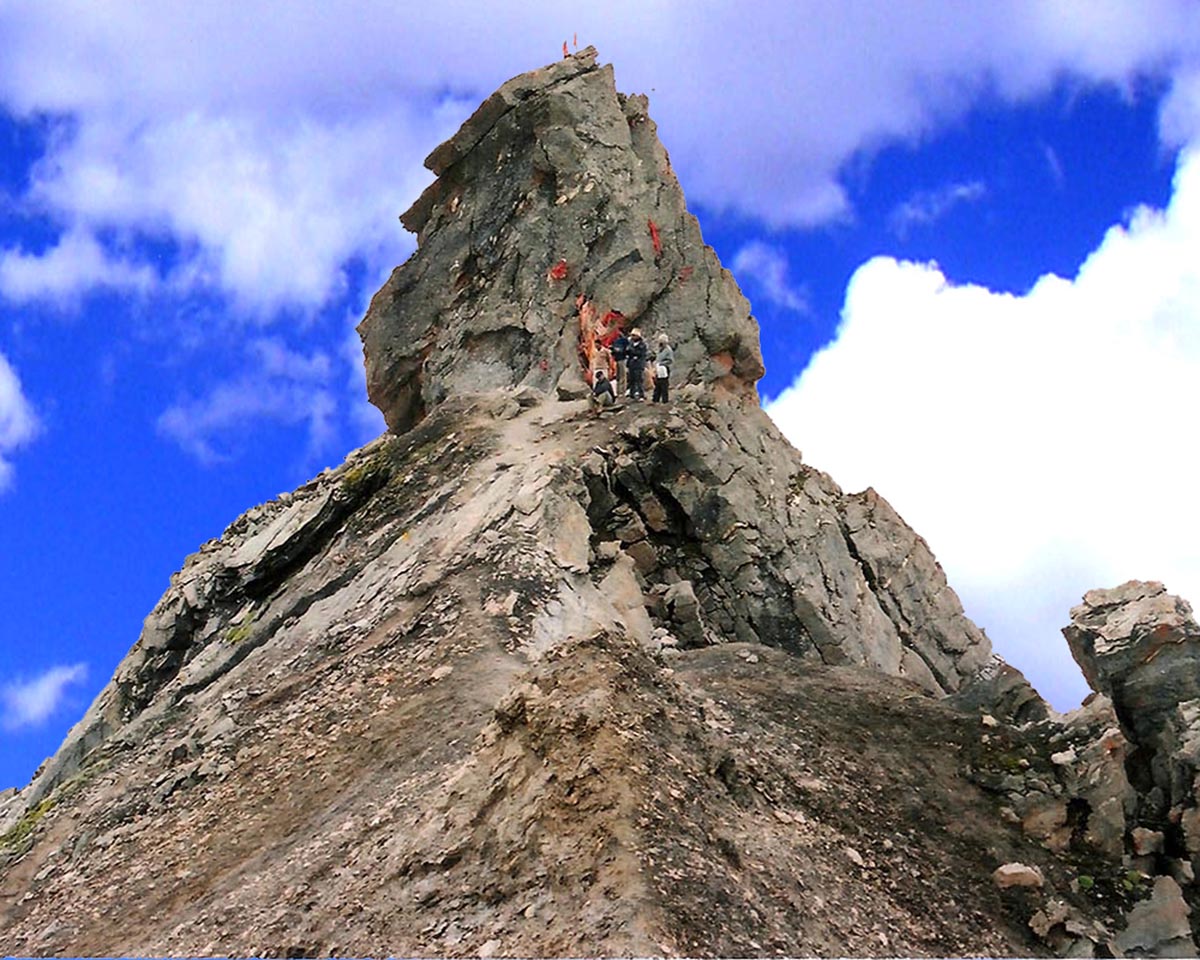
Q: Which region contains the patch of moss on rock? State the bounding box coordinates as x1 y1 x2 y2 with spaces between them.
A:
0 795 57 854
340 452 392 501
224 621 255 644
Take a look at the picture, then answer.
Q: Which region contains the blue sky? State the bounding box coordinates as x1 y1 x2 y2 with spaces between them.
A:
2 3 1199 791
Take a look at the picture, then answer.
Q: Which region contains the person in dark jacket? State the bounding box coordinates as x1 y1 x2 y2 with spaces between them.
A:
625 328 648 400
653 333 673 403
591 368 616 407
609 330 629 397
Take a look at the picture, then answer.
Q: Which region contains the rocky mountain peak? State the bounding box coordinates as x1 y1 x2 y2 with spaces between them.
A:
6 51 1200 959
359 47 764 434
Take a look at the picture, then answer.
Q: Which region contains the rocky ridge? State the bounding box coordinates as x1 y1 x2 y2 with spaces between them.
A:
2 49 1200 958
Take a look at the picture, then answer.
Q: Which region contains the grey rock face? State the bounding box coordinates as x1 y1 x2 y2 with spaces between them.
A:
1065 582 1200 813
1065 582 1200 749
946 655 1049 725
358 48 764 434
583 400 993 694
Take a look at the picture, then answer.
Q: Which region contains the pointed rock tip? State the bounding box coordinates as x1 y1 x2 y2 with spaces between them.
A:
423 46 601 177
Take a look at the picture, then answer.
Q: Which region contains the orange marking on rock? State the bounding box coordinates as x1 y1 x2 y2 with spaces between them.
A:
648 218 662 257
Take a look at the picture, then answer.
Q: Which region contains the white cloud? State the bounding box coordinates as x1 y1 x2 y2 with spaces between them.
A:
0 226 158 305
0 2 1196 311
1 663 87 730
765 147 1200 711
1162 67 1200 145
888 180 987 238
731 241 809 314
157 338 337 465
0 352 39 491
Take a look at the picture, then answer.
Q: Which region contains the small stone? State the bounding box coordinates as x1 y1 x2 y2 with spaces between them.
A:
1050 748 1078 766
845 847 866 868
430 665 454 682
1132 827 1165 856
993 862 1045 889
981 714 1000 728
1168 858 1195 886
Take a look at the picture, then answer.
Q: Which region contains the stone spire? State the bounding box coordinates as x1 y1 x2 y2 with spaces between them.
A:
358 47 764 433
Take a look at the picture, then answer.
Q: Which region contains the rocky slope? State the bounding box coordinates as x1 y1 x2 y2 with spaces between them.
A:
2 48 1200 958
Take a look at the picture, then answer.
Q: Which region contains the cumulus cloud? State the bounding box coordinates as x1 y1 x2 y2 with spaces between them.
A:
765 148 1200 710
0 353 39 491
0 2 1196 313
731 241 809 314
888 180 987 238
157 338 337 465
1 663 87 730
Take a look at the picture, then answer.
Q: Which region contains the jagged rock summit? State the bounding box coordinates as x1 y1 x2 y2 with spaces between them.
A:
3 49 1200 958
359 47 763 432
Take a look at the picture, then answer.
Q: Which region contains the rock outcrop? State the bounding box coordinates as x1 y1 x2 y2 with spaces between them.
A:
1060 581 1200 955
3 48 1200 958
949 582 1200 956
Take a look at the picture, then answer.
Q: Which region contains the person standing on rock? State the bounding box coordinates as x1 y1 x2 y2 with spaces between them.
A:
610 328 629 397
626 328 648 401
653 333 673 403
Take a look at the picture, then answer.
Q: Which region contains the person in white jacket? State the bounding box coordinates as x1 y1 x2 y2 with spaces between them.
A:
652 333 673 403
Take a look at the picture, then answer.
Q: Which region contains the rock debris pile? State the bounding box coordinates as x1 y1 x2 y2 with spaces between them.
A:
2 48 1200 958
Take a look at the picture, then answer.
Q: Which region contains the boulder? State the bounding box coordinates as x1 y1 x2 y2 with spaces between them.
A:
1064 581 1200 750
992 862 1044 889
1110 876 1196 958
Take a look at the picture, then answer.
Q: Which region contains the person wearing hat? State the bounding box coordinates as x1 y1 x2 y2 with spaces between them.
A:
625 328 648 400
653 333 673 403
